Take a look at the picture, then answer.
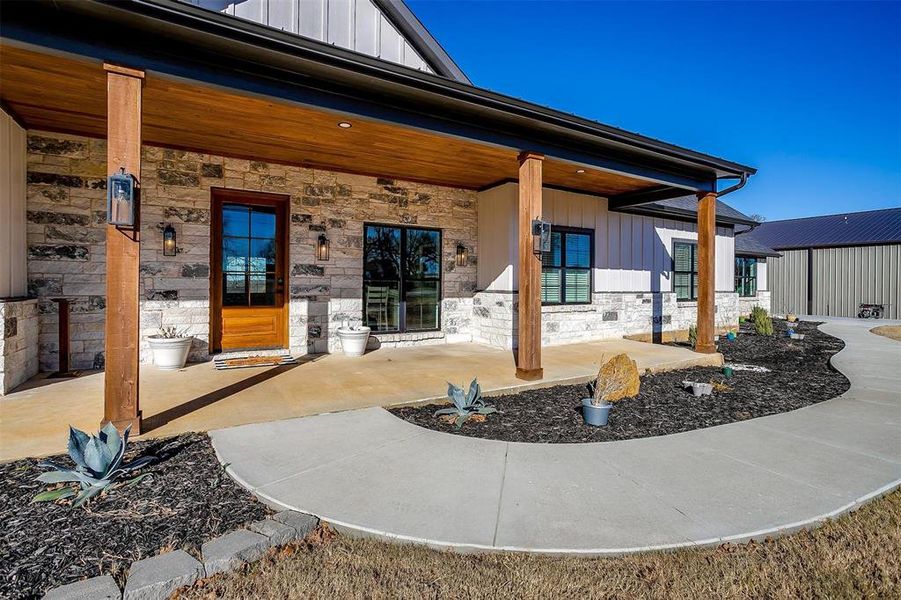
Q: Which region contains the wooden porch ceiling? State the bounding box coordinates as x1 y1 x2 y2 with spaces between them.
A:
1 44 656 196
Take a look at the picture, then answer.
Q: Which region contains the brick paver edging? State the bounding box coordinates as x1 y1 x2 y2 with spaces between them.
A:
42 511 319 600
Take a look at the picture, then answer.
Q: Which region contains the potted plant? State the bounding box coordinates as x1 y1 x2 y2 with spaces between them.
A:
147 326 192 370
582 379 613 426
336 321 371 357
683 380 714 396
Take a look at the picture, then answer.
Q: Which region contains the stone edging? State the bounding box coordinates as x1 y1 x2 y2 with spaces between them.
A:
42 510 319 600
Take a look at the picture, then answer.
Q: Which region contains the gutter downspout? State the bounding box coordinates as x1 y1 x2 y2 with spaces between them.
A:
717 172 748 197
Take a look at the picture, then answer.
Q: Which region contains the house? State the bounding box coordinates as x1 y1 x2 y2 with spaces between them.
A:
736 207 901 319
0 0 757 427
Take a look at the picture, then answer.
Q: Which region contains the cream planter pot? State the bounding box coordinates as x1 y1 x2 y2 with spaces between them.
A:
337 326 371 357
147 336 192 370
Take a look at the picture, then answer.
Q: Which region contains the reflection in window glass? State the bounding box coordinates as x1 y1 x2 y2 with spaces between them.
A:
541 229 592 305
363 225 441 332
221 204 279 307
734 256 758 297
673 242 698 301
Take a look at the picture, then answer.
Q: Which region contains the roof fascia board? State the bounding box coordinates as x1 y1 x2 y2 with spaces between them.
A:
372 0 471 83
115 0 756 179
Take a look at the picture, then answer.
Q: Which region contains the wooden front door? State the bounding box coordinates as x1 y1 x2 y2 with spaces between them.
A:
211 189 289 352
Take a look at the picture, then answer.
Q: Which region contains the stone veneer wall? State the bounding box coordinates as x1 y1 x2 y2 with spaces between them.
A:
738 291 772 317
472 291 741 349
25 131 477 369
0 299 39 394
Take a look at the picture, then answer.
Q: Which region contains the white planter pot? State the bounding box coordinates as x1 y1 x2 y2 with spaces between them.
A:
147 336 192 370
336 326 371 357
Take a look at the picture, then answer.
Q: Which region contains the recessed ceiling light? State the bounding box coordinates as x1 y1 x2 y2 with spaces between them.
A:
576 169 586 174
338 121 352 129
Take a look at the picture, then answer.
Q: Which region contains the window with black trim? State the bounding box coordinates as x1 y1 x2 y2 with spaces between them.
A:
541 228 592 305
672 241 698 301
363 224 441 333
735 256 758 297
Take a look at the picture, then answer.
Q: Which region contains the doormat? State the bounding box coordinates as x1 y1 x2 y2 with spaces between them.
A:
214 354 298 370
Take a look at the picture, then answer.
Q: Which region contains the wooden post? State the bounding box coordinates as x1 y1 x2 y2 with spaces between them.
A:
695 191 717 354
52 298 70 374
103 64 144 432
516 151 544 380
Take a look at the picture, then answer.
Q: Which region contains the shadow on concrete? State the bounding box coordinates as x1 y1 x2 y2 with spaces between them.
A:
141 357 322 433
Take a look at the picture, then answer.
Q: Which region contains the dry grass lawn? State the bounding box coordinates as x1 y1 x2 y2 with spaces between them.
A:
179 490 901 599
872 325 901 342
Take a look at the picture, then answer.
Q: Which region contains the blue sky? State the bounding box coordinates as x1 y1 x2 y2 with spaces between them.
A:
408 0 900 221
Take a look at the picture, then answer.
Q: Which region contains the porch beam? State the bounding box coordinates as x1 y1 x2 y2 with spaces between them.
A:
607 185 695 209
516 151 544 380
695 191 717 354
103 63 143 433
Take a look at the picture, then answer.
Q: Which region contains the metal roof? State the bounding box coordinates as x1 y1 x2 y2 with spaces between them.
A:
734 228 781 257
738 207 901 250
616 195 759 227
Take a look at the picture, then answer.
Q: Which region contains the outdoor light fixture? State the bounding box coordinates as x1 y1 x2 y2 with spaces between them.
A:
455 243 468 267
107 167 136 227
162 224 177 256
532 219 551 255
576 169 586 174
317 234 330 261
337 121 352 129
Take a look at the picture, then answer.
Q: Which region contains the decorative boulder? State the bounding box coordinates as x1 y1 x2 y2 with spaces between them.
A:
596 353 640 402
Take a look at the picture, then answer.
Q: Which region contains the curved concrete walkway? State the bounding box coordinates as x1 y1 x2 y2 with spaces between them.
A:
212 319 901 554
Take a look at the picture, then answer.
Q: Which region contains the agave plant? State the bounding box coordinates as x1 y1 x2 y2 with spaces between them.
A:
433 378 496 429
32 423 155 507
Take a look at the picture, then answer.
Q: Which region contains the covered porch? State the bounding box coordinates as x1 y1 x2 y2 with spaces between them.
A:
1 0 754 437
0 336 721 461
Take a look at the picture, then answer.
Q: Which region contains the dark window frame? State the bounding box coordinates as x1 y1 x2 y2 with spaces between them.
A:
541 225 594 306
735 255 758 297
362 222 443 333
672 240 699 301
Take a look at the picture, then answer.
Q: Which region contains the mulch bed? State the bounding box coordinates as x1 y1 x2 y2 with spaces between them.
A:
0 432 272 599
390 319 850 444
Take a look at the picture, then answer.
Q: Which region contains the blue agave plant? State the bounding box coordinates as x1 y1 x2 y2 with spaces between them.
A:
32 423 155 507
434 378 496 429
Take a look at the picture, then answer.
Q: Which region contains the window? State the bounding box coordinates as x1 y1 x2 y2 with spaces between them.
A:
363 224 441 332
735 256 758 297
541 228 592 305
672 241 698 301
221 204 278 307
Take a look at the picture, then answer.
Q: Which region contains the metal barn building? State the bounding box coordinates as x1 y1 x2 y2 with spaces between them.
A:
736 207 901 319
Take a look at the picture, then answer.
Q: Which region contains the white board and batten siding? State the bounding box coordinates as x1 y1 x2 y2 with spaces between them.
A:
0 108 27 299
187 0 432 73
477 183 735 293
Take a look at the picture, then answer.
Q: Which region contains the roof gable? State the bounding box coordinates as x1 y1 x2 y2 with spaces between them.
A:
183 0 469 82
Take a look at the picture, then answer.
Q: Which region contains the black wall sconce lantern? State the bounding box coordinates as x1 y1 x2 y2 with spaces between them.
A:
532 219 551 254
107 167 136 227
162 224 177 256
317 234 330 261
455 243 468 267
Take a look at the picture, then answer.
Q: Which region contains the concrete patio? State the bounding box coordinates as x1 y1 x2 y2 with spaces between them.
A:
212 318 901 554
0 337 720 461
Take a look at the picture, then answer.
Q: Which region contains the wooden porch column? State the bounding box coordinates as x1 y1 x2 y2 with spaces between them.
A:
695 191 717 354
103 64 144 432
516 151 544 380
